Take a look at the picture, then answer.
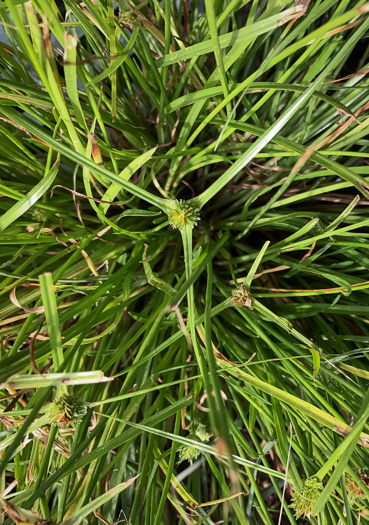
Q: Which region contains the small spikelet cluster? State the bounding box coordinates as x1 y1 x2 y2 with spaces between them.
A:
178 424 212 465
231 287 252 308
344 471 367 505
344 473 365 505
32 208 46 223
118 8 139 26
178 440 201 465
168 200 200 230
291 477 323 519
51 394 87 427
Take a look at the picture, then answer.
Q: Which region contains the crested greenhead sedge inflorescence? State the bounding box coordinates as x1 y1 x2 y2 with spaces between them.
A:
168 199 200 230
50 394 87 427
291 477 323 519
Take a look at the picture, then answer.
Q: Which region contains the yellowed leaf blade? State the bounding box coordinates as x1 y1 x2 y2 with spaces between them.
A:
195 491 247 508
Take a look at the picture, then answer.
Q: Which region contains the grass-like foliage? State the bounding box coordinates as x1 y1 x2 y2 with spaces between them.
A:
1 0 369 523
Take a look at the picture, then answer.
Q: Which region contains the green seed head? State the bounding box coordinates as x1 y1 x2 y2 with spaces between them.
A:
118 8 139 26
32 208 47 223
291 477 323 519
168 200 200 230
178 441 201 465
51 394 87 427
178 424 211 464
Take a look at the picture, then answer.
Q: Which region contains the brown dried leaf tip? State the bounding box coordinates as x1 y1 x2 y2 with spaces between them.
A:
0 497 55 525
88 133 103 165
231 287 252 308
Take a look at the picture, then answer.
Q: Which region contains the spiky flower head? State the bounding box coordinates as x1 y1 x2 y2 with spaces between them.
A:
51 394 87 427
32 208 47 223
291 477 323 519
118 8 139 27
168 200 200 230
231 286 252 308
178 439 201 465
178 424 212 465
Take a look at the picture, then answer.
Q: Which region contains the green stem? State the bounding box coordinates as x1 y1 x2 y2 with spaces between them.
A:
181 226 205 383
31 424 58 496
153 368 184 525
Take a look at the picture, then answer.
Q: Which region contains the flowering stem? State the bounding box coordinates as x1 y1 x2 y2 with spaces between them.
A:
181 226 205 383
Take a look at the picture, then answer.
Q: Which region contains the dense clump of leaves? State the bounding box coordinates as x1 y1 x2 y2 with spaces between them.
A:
1 1 369 524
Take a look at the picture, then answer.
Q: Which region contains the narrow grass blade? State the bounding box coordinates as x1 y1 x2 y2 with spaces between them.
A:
39 272 64 372
313 389 369 514
62 476 139 525
0 162 59 232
